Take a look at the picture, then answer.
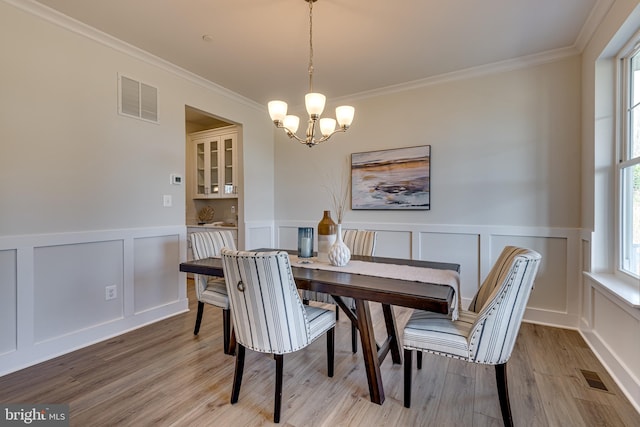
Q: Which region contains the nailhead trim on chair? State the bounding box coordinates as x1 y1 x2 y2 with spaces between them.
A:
221 249 336 423
402 246 541 427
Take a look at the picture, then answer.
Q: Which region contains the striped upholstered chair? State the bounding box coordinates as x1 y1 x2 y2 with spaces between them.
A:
301 229 377 353
221 249 336 423
342 229 377 256
403 246 541 427
189 230 236 354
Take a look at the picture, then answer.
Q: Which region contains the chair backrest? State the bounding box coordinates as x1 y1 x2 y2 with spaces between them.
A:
342 229 377 256
190 231 236 300
190 230 236 261
468 246 532 312
220 249 312 354
466 246 541 364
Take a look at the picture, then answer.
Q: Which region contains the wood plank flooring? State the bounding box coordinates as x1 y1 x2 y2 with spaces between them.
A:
1 283 638 426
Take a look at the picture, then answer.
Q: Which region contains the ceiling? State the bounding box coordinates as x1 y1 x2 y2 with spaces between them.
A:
33 0 604 106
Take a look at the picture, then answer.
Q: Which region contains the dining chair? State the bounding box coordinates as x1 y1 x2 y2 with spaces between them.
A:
402 246 541 427
301 229 377 353
220 249 336 423
189 230 236 354
342 229 377 257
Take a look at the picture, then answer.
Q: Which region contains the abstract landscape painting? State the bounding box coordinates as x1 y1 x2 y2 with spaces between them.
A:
351 145 430 210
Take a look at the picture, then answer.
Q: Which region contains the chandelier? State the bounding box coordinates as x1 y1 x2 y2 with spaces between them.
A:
268 0 354 148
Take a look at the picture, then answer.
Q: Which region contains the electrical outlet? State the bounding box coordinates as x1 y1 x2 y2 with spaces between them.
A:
163 195 172 207
105 285 117 300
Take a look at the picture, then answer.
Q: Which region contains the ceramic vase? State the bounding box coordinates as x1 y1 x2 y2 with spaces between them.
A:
328 224 351 266
317 210 337 263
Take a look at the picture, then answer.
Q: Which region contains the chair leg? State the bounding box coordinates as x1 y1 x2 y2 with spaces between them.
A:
327 327 335 377
417 351 423 370
274 354 284 423
495 363 513 427
351 322 358 353
335 307 340 321
222 309 233 355
230 344 245 404
193 301 204 335
404 348 412 408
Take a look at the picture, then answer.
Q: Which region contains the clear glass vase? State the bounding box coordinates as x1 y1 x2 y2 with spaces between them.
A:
297 227 314 260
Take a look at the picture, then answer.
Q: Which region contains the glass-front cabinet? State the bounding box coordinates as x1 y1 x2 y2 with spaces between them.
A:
190 126 237 199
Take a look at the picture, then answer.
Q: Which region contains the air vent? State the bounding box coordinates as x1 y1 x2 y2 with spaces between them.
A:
580 369 609 392
118 74 158 123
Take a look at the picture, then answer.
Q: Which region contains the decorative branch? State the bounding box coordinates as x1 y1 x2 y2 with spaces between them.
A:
323 157 350 224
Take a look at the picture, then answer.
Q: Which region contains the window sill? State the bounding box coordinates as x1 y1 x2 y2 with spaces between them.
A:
584 272 640 308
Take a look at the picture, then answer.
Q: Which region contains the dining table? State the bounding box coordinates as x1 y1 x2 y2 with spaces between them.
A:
179 250 460 405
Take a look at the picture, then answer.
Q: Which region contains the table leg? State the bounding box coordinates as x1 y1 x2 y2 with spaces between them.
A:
382 304 402 364
355 298 384 405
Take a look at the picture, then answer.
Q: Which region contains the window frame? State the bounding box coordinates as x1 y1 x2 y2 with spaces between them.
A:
616 35 640 284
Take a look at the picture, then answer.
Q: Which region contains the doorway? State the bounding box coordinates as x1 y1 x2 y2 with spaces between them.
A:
184 105 242 248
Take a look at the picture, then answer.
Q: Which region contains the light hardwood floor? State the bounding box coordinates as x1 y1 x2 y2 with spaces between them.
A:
1 283 638 426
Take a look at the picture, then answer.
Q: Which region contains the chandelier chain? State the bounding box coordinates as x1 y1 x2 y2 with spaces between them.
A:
308 0 314 92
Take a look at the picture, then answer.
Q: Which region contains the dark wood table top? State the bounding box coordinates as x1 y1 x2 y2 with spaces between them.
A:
180 252 460 314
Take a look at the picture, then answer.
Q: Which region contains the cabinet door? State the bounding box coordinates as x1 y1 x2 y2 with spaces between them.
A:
221 133 237 196
209 138 220 196
194 137 221 198
195 140 207 197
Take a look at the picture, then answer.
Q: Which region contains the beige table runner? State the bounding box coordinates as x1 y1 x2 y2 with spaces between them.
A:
289 255 460 320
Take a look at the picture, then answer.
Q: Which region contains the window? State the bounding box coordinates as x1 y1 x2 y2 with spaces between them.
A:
619 46 640 279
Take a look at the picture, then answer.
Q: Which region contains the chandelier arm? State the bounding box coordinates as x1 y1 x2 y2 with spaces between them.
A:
274 122 308 144
318 127 347 141
274 119 348 145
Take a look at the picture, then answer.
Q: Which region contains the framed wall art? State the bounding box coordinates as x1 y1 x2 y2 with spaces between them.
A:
351 145 430 210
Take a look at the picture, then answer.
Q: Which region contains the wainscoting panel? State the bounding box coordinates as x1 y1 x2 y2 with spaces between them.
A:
0 249 17 355
134 234 181 314
276 225 299 252
419 232 480 304
273 221 579 323
245 223 275 251
491 235 568 313
375 230 412 259
581 274 640 413
0 226 188 377
34 240 125 342
592 290 640 380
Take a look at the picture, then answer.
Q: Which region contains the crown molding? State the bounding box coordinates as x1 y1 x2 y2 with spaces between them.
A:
574 0 615 52
5 0 602 110
4 0 264 112
342 46 581 103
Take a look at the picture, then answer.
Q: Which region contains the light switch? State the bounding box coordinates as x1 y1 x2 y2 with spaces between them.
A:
163 195 172 207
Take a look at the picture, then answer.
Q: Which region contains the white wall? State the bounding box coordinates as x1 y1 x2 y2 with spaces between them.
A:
273 55 582 317
275 57 581 228
0 0 274 375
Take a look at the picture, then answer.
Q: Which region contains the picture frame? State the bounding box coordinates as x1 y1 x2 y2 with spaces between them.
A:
351 145 430 210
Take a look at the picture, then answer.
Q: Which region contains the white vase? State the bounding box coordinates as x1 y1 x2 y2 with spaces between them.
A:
328 224 351 266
